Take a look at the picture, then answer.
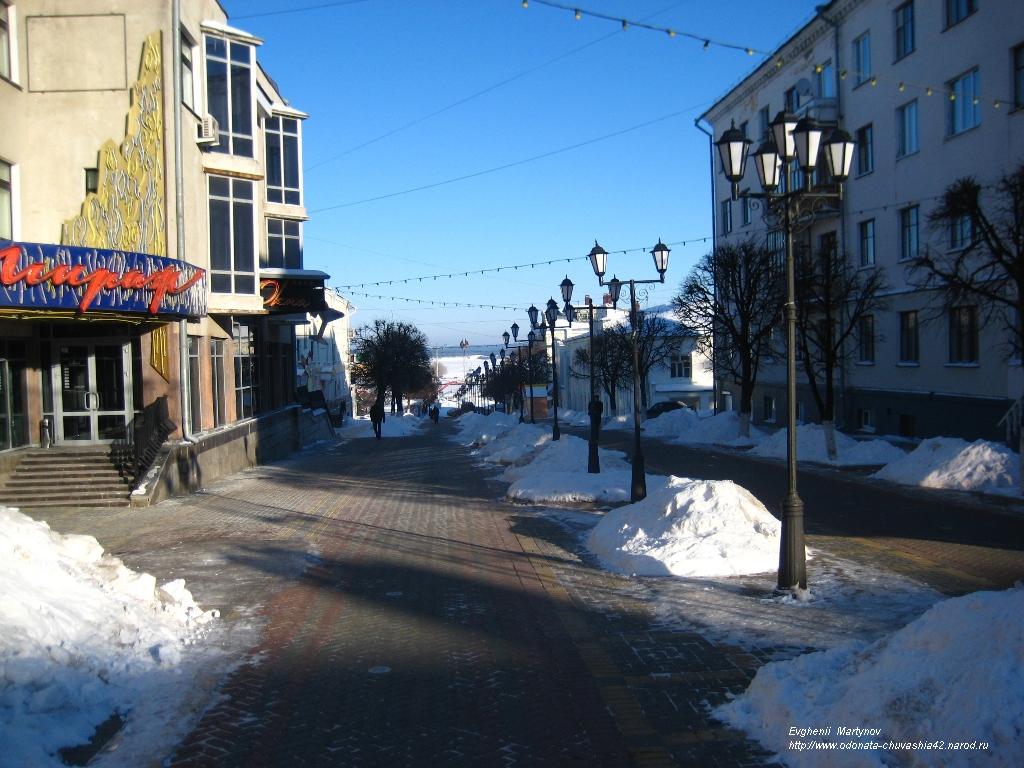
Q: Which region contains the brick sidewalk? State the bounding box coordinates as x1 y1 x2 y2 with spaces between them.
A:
36 418 1017 766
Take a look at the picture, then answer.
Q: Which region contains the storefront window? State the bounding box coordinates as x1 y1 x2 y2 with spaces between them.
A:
233 319 258 420
0 339 28 450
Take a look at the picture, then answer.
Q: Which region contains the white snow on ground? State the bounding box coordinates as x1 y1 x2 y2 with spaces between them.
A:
585 476 782 577
556 409 591 427
336 412 428 439
751 423 907 466
449 410 521 447
715 585 1024 768
873 437 1021 496
0 506 218 767
671 411 770 448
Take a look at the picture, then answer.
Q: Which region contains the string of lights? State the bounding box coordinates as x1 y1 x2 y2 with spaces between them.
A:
342 290 525 312
334 235 712 289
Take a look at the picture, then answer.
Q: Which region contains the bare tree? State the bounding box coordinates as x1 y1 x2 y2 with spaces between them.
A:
907 162 1024 488
628 312 686 410
673 240 783 436
571 332 631 412
794 238 888 458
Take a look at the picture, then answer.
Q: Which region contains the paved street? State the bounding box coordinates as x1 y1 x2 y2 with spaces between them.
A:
39 417 1024 767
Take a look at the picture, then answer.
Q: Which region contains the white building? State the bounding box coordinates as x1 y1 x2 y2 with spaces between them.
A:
701 0 1024 441
295 289 356 418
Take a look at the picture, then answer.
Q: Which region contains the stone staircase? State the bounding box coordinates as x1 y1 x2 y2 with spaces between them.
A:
0 447 132 509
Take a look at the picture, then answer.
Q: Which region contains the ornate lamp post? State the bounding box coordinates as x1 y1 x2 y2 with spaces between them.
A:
504 327 529 422
589 239 670 501
715 113 855 592
560 276 601 473
539 299 563 440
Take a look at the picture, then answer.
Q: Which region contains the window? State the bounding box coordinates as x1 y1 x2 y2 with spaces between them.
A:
208 175 255 294
894 2 915 61
899 311 919 363
784 86 799 113
188 336 202 434
858 220 875 267
896 100 918 156
853 32 871 86
951 213 974 249
816 59 835 98
233 319 259 419
211 338 226 427
0 159 11 240
766 229 784 271
84 168 99 195
265 115 301 204
858 315 875 363
763 395 776 424
947 68 981 135
738 121 748 139
741 196 752 226
948 306 978 363
721 199 732 235
1014 44 1024 110
759 105 771 140
900 205 920 261
945 0 976 28
265 218 301 269
181 30 195 109
204 36 253 156
670 354 692 379
0 2 11 81
858 408 875 431
856 124 873 175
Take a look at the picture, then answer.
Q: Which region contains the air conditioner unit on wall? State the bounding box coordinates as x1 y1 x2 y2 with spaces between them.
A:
197 114 220 145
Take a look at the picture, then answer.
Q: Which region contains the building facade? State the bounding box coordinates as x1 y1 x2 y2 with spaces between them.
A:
702 0 1024 440
1 0 331 496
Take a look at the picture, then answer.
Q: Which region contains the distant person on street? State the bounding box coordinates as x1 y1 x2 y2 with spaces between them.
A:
431 405 440 424
370 399 385 439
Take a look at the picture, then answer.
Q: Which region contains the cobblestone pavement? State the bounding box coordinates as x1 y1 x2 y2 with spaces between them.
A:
36 416 1024 767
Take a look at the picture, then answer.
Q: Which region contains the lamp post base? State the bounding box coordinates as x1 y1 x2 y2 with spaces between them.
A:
587 399 602 474
630 449 646 502
777 491 806 591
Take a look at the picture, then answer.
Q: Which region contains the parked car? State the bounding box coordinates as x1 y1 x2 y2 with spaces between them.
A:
646 400 688 419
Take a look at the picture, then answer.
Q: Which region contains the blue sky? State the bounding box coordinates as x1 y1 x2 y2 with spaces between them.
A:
222 0 821 348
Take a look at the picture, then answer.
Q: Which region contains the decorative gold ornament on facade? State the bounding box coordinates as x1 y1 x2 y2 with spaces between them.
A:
150 324 171 382
61 32 165 258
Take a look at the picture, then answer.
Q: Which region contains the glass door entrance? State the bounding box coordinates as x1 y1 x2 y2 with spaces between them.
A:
53 342 133 443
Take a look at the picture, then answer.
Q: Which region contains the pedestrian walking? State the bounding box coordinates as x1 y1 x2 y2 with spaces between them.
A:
370 398 385 439
431 405 440 424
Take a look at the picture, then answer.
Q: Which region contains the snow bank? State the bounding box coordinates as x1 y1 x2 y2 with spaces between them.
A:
673 411 769 448
450 411 520 446
716 585 1024 767
476 423 550 465
586 476 781 577
641 407 702 438
751 423 906 466
873 437 1020 496
0 506 218 766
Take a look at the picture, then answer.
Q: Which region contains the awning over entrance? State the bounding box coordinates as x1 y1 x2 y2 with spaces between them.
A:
259 269 330 315
0 241 206 318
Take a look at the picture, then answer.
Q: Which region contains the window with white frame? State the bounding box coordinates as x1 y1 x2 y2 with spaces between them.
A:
265 115 301 204
741 196 752 226
181 29 196 109
265 218 301 269
856 124 873 175
896 100 918 156
945 0 976 28
670 354 692 379
0 2 11 82
948 306 978 363
951 212 974 250
208 175 255 294
857 315 875 363
853 32 871 86
188 336 203 434
947 68 980 135
721 199 732 235
816 59 835 98
233 318 259 419
894 2 914 61
0 159 12 239
204 36 254 156
900 310 919 363
858 219 875 267
758 105 770 140
900 205 919 261
211 338 227 427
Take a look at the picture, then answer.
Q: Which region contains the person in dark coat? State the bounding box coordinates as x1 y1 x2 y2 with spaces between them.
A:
370 399 385 439
431 405 440 424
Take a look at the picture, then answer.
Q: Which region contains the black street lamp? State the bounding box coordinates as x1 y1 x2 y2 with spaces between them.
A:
543 298 562 441
504 325 530 423
589 239 671 501
489 352 498 411
526 329 537 423
716 112 855 593
561 276 601 474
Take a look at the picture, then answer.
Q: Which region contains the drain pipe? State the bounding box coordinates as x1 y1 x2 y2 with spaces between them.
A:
172 0 194 443
694 116 719 414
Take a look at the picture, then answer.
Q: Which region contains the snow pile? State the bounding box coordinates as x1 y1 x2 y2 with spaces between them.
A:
450 411 520 446
586 476 781 577
0 506 218 766
337 412 427 439
751 423 907 466
557 409 591 427
673 411 769 448
475 423 550 465
716 585 1024 767
873 437 1020 496
641 407 702 438
502 433 638 503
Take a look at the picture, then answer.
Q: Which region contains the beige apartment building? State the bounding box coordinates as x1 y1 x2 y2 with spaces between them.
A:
0 0 335 503
701 0 1024 440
